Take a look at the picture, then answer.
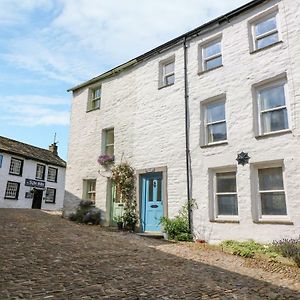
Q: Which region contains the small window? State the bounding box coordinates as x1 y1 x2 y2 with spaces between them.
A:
257 81 288 135
45 188 56 203
203 100 227 144
215 172 238 216
9 158 23 176
201 39 222 71
47 167 58 182
252 12 279 51
159 58 175 88
105 129 114 156
258 167 287 215
84 179 96 202
87 86 101 111
36 164 45 180
0 155 3 168
5 181 20 199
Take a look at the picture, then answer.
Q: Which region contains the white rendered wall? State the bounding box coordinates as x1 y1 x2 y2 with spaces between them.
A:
0 153 65 211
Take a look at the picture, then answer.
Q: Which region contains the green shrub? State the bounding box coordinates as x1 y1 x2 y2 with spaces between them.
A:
69 200 101 225
221 240 278 259
273 238 300 267
160 201 194 242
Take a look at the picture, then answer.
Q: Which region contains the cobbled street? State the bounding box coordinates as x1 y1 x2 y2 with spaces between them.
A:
0 209 299 299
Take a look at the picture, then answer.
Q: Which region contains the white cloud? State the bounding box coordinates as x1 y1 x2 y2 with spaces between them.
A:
0 95 70 126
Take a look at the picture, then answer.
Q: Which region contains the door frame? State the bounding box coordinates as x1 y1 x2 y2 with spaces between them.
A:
136 166 168 232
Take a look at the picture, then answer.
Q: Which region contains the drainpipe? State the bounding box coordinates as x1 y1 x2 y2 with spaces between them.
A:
183 37 192 233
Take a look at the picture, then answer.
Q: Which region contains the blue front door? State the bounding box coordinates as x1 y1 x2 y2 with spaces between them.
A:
141 172 163 232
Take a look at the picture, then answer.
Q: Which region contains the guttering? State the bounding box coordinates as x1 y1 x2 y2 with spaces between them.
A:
68 0 268 92
183 37 192 233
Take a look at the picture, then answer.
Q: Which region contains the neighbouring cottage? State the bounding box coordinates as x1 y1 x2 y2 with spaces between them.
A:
64 0 300 243
0 136 66 210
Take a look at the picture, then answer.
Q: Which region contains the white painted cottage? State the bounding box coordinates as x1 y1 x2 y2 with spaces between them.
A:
0 136 66 210
65 0 300 243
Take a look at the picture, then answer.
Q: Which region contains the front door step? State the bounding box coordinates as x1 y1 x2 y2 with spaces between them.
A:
136 232 163 239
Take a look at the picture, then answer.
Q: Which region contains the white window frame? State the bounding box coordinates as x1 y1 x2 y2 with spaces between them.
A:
159 56 175 88
255 78 290 136
250 7 280 52
47 167 58 182
209 167 239 222
9 158 23 176
44 187 56 203
4 181 20 200
36 164 45 180
200 38 222 72
252 162 289 221
201 96 227 146
87 86 101 111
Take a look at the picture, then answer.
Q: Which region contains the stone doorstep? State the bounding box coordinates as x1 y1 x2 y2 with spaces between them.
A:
136 232 164 239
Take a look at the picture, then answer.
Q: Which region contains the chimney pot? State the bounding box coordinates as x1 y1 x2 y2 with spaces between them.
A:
49 143 58 156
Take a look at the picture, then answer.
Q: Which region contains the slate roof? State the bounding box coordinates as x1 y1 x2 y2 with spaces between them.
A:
0 136 66 168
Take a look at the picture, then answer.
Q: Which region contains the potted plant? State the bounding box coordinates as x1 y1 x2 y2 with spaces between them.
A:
114 215 124 230
123 206 137 232
97 154 114 168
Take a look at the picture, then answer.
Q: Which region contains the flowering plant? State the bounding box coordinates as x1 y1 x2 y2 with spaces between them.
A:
97 154 114 167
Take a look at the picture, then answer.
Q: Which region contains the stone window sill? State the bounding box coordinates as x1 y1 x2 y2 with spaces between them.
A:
86 107 100 113
200 141 228 148
255 129 292 140
253 219 293 225
210 219 240 224
250 40 283 55
198 65 223 76
158 82 174 90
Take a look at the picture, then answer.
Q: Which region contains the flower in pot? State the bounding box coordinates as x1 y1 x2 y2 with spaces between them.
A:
123 207 137 232
114 215 124 230
97 154 115 168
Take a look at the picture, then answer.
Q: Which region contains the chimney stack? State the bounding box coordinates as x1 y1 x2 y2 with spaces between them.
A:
49 142 58 156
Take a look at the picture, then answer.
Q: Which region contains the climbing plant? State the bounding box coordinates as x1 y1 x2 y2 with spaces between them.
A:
111 163 137 226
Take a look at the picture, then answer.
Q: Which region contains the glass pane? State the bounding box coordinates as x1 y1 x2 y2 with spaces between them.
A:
261 192 287 215
165 74 175 85
205 56 222 70
217 195 238 215
148 179 153 202
204 42 221 58
261 109 288 133
164 62 174 74
255 16 277 36
93 88 101 99
106 145 114 156
260 85 285 110
259 167 284 190
92 99 100 109
206 102 225 123
157 179 162 202
217 172 236 193
257 33 278 49
207 122 227 143
106 129 114 145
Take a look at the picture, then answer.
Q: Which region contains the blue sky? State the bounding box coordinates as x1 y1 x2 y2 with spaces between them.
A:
0 0 249 160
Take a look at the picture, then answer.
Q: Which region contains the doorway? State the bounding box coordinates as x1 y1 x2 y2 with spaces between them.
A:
31 189 43 209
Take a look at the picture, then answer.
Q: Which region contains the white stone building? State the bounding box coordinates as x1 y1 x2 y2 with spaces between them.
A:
0 136 66 210
65 0 300 243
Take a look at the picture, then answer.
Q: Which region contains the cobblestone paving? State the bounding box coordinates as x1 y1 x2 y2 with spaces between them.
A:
0 209 299 299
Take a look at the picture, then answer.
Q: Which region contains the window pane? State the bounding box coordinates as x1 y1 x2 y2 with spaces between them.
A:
255 16 277 36
260 85 285 110
204 42 221 58
207 122 227 143
148 179 153 202
261 108 288 133
106 145 114 156
217 195 238 215
261 192 287 215
106 129 114 145
92 99 100 109
257 33 279 49
157 179 162 202
164 62 174 74
205 56 222 70
165 74 175 85
207 102 225 123
217 172 236 193
258 167 284 190
93 88 101 99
